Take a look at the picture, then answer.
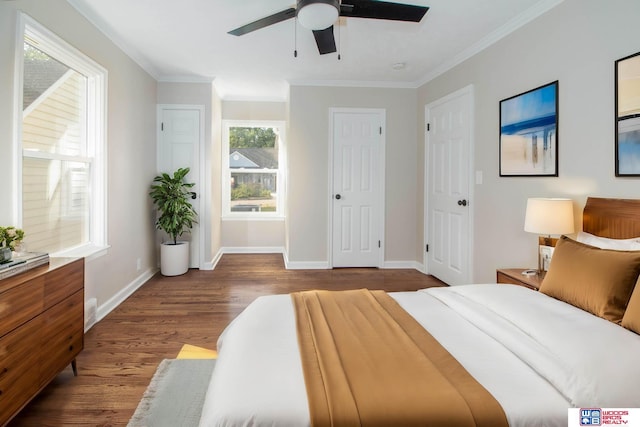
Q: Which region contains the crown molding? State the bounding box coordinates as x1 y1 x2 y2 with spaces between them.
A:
220 94 289 102
288 78 417 89
157 75 215 84
413 0 565 87
66 0 162 80
67 0 565 94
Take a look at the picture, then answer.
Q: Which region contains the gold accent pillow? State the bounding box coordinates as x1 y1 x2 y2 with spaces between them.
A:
622 277 640 333
540 236 640 323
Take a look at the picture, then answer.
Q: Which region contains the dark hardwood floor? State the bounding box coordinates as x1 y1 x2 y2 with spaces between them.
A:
8 254 445 427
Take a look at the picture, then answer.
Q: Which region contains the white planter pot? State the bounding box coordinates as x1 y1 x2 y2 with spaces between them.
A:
160 241 190 276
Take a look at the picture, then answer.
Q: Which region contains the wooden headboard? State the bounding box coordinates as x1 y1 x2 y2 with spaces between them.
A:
583 197 640 239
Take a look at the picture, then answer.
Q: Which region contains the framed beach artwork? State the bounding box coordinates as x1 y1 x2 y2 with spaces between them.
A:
499 81 559 177
615 51 640 176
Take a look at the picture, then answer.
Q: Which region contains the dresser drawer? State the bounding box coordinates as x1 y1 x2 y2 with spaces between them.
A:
44 258 83 309
496 269 542 291
0 257 84 425
40 290 84 385
0 277 44 337
0 316 42 425
497 271 516 284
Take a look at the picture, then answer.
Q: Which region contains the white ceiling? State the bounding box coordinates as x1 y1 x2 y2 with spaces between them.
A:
67 0 564 100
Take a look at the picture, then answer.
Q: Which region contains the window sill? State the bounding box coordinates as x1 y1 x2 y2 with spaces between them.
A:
51 244 110 261
222 215 285 222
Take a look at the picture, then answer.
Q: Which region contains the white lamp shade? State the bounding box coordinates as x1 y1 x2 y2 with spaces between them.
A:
297 2 339 31
524 198 575 235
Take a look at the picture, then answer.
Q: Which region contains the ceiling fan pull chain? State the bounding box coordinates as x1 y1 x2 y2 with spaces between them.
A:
294 16 298 58
338 0 341 60
337 16 341 60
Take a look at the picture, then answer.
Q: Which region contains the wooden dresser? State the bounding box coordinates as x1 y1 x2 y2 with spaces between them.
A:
0 257 84 426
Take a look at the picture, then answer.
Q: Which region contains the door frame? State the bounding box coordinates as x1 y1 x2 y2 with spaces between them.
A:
156 104 206 270
423 85 475 283
327 107 386 269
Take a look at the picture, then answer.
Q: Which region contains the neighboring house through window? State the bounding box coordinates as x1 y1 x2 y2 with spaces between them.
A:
18 15 107 256
222 121 286 218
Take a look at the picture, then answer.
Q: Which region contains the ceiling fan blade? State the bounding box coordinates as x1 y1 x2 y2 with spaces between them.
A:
312 26 337 55
228 7 296 36
340 0 429 22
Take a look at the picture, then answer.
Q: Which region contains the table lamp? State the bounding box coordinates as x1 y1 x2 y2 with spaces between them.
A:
524 198 574 274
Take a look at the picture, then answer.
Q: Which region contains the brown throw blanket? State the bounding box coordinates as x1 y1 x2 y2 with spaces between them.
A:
291 289 509 427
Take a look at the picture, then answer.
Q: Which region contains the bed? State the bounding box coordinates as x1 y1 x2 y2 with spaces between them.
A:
199 197 640 427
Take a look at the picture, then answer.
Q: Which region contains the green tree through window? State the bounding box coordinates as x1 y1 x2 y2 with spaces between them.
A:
223 122 285 216
229 127 276 148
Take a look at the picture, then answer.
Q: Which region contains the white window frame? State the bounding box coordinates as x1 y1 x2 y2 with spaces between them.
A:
222 120 286 219
15 14 108 259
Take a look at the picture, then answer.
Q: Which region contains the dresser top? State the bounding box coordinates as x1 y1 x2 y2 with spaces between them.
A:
0 257 83 294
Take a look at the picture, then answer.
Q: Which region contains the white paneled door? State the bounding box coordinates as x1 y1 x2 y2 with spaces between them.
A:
425 87 473 285
158 105 203 269
331 109 385 268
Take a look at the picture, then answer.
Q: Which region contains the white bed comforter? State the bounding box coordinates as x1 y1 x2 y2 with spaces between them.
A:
199 284 640 427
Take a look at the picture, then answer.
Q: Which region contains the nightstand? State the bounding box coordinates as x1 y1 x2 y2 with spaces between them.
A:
496 268 544 291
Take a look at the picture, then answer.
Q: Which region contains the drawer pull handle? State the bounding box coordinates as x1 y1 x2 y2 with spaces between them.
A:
0 367 7 378
69 345 74 352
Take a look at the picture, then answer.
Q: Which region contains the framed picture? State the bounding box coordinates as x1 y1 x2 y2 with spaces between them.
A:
615 51 640 176
499 81 559 177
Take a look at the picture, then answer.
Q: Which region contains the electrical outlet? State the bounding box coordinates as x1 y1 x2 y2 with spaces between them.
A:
539 245 554 271
136 258 141 271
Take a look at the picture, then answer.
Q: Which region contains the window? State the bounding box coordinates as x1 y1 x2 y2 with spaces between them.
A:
18 15 107 256
222 121 286 218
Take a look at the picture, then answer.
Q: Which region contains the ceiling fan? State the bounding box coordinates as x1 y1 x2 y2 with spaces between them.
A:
228 0 429 55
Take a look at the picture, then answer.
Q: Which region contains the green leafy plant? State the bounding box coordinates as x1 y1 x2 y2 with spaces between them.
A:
149 168 198 245
0 226 25 251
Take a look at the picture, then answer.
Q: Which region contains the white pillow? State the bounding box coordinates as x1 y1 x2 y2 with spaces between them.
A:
576 231 640 251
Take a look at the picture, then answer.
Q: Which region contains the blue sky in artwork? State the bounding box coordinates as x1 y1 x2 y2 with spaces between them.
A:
501 84 556 126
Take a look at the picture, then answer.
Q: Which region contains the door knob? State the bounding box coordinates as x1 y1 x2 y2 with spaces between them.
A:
335 194 341 200
457 199 467 206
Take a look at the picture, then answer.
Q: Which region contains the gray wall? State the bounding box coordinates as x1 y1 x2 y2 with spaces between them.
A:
288 85 418 267
0 1 158 311
417 0 640 282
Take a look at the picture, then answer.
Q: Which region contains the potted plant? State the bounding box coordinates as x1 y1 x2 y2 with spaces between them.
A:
149 167 198 276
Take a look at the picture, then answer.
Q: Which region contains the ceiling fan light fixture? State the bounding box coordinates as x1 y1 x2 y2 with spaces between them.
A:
297 0 339 31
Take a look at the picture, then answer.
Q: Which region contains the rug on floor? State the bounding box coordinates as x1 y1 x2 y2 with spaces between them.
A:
128 358 216 427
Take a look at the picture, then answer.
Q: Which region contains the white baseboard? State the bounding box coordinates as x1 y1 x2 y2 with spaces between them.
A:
204 247 286 270
221 246 285 254
202 249 223 270
415 262 428 275
209 248 328 270
209 247 423 272
285 261 331 270
383 260 425 270
281 248 329 269
84 297 97 332
91 267 158 330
